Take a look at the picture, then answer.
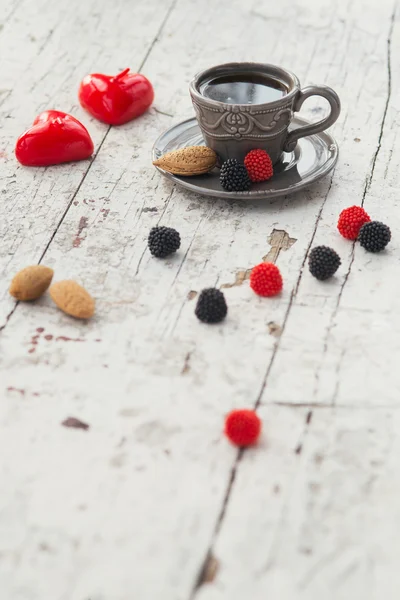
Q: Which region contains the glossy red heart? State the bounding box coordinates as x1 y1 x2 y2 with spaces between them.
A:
15 110 94 167
78 68 154 126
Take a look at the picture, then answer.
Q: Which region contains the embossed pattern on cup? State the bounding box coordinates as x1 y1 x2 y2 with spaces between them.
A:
190 62 340 164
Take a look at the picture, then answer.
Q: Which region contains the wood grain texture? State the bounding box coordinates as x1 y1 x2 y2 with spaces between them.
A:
0 0 399 598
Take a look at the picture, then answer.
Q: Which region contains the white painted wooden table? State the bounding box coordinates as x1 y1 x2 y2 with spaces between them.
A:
1 0 399 598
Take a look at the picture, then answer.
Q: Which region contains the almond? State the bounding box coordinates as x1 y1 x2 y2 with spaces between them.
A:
9 265 54 301
153 145 217 176
49 280 95 319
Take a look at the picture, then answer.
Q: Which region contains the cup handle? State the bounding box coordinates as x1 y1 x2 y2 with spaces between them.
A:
284 85 341 152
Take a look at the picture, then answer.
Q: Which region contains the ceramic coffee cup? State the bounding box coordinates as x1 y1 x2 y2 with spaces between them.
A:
189 62 340 164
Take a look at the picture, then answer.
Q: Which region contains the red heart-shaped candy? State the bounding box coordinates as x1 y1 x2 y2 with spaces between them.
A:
78 68 154 126
15 110 94 167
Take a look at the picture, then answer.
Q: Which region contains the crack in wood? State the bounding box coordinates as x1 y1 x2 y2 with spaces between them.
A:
37 28 54 55
153 107 174 118
0 302 18 333
181 351 191 375
190 454 241 598
137 0 178 72
294 442 303 455
195 553 219 587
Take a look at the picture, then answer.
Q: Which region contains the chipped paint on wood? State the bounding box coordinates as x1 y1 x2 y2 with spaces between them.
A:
221 229 296 288
263 229 297 263
61 417 89 430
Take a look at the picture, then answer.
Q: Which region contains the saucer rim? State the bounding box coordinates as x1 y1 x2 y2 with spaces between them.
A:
152 116 339 200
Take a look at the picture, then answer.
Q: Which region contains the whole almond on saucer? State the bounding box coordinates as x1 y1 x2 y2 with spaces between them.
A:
153 145 217 176
9 265 54 301
49 280 95 319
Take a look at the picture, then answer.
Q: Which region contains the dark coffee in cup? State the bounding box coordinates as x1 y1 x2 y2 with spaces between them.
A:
199 73 289 105
190 62 341 164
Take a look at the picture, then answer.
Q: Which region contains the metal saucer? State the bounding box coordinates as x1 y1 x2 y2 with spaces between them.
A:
152 116 338 200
